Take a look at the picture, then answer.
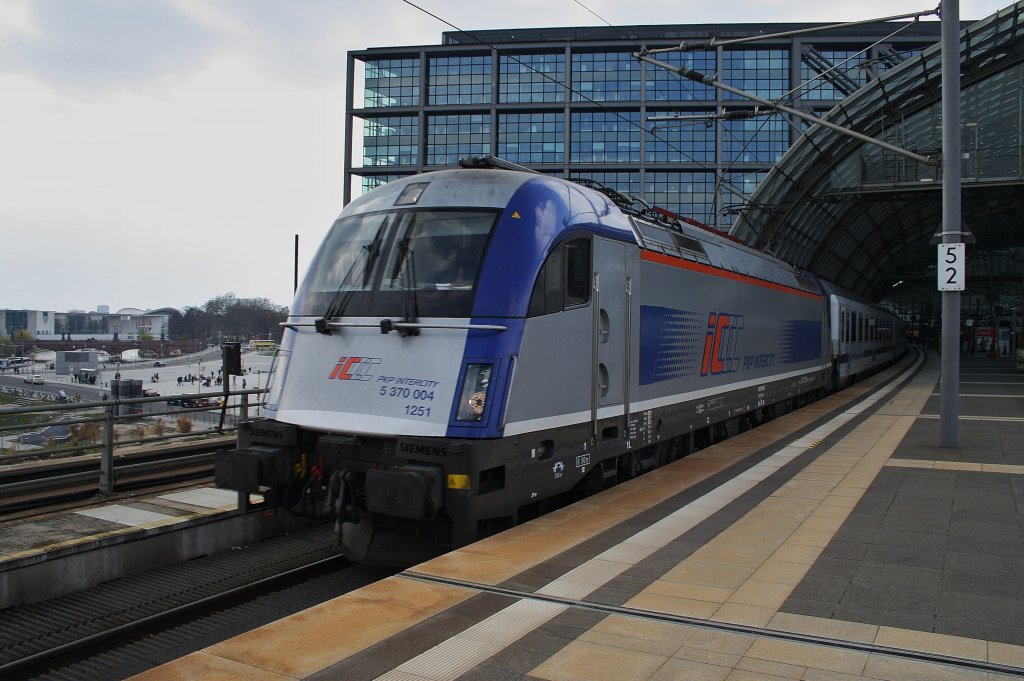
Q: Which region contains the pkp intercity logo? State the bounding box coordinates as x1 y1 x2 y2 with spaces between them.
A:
329 356 381 381
700 312 744 377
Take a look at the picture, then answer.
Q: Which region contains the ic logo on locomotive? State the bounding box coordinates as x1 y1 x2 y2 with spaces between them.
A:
329 356 382 381
700 312 744 377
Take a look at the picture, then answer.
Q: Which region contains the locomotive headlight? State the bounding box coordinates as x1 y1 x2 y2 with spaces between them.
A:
456 363 492 422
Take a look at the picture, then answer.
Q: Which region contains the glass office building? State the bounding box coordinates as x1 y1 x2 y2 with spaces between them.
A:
345 22 944 229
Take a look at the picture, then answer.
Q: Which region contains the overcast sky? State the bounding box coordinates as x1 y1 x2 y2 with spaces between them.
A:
0 0 1010 314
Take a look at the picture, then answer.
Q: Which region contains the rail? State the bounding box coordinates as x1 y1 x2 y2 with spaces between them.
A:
0 387 266 496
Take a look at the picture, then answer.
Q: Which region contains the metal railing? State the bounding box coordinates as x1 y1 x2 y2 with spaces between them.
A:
0 388 266 495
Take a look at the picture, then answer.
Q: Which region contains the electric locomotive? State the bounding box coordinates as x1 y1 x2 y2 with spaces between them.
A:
216 157 903 565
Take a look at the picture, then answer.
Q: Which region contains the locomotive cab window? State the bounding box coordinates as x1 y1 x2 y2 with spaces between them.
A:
381 210 492 292
291 208 497 318
528 237 591 317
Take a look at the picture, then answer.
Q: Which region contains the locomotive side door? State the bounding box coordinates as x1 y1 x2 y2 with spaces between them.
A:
837 303 850 383
592 237 628 436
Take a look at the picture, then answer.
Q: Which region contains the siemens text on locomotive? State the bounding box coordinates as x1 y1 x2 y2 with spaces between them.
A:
215 158 905 565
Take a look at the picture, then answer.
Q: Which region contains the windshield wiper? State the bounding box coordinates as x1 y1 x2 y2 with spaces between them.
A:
381 226 420 337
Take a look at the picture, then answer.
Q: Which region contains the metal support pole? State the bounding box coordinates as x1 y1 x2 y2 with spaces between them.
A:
940 0 962 447
100 403 115 494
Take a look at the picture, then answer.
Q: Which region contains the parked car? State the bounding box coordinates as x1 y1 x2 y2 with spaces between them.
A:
23 375 44 385
142 389 161 397
153 361 166 367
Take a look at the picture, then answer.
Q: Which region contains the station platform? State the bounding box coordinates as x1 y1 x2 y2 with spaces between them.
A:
109 349 1024 681
5 349 1024 679
0 480 308 608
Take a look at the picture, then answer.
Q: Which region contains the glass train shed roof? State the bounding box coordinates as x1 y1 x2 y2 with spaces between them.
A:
730 2 1024 305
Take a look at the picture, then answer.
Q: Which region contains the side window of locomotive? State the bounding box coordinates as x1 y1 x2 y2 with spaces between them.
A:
564 239 591 307
529 243 561 317
528 238 591 316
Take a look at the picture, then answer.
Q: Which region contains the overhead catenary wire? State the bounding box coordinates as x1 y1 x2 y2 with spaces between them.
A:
396 0 940 225
400 0 775 219
399 0 803 216
642 5 940 53
397 0 727 187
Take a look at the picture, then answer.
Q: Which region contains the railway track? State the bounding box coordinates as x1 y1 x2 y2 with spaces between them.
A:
0 524 397 680
0 438 234 516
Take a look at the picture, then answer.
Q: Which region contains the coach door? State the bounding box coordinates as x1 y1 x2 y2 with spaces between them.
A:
592 238 628 439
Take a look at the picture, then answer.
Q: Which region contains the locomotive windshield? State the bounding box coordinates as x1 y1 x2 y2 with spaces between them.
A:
293 208 497 318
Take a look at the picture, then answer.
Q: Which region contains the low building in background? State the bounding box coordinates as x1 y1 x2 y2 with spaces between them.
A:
1 307 171 342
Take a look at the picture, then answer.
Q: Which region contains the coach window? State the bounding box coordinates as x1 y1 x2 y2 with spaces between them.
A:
528 237 591 316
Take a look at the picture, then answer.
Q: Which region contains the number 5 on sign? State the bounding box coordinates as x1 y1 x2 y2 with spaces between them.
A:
937 243 965 291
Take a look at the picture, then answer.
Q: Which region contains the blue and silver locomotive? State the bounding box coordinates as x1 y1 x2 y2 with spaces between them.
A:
216 158 904 564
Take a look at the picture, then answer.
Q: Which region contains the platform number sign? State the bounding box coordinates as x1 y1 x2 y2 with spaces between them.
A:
937 243 966 291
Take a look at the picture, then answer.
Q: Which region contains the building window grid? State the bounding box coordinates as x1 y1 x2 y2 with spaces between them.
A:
500 53 567 103
571 111 640 163
721 49 789 100
645 112 715 163
646 51 716 101
361 174 406 192
427 114 492 166
363 58 421 108
722 116 788 164
499 113 565 164
571 52 641 102
644 172 716 224
428 55 492 105
800 50 869 101
362 116 420 167
353 37 936 204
